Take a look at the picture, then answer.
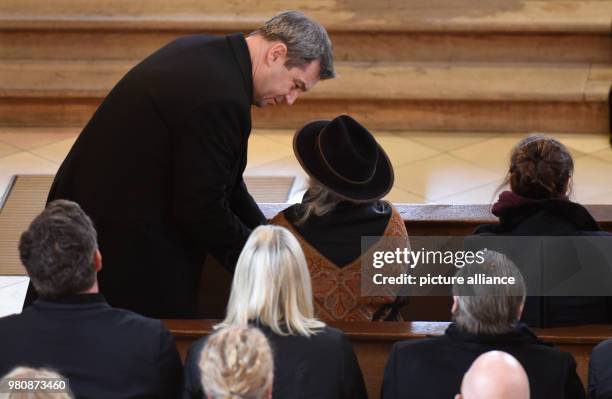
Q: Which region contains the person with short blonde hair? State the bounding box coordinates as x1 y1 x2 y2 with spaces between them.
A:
183 225 367 399
0 367 74 399
199 326 273 399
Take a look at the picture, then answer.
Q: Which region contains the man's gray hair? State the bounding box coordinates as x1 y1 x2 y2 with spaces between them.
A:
452 250 526 335
19 199 98 298
251 11 335 79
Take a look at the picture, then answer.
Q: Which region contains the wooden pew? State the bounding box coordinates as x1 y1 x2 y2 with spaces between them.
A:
259 203 612 236
165 320 612 399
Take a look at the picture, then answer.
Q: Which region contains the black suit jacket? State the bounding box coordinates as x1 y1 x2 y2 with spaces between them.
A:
46 34 266 317
589 339 612 399
182 324 368 399
381 323 585 399
0 294 182 399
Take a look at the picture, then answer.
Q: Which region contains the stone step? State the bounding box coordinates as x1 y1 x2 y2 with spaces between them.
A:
0 60 610 132
1 0 611 63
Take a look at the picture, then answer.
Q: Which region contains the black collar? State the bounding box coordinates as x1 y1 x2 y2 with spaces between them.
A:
37 293 107 305
227 33 254 104
499 199 601 232
444 322 547 346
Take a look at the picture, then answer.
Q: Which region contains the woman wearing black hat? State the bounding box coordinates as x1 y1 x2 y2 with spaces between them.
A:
271 115 409 322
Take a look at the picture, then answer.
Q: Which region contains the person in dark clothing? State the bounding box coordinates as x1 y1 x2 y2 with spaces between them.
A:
589 339 612 399
381 250 586 399
474 134 611 327
43 11 335 318
0 200 182 399
183 225 368 399
271 115 409 321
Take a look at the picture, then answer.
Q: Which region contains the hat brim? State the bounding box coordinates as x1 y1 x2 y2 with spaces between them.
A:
293 119 394 202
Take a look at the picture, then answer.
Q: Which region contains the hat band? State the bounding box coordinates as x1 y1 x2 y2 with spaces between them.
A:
316 133 378 185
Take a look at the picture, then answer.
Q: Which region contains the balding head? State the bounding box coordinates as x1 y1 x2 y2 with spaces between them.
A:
455 351 530 399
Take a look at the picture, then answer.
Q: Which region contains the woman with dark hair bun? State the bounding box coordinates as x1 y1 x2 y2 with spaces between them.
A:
474 134 611 327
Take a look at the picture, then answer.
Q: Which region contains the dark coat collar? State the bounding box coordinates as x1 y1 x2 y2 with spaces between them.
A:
491 191 601 233
227 33 253 104
444 322 547 346
35 293 108 308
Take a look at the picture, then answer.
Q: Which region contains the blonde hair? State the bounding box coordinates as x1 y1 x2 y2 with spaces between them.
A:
200 326 273 399
0 367 73 399
219 225 325 336
294 180 344 226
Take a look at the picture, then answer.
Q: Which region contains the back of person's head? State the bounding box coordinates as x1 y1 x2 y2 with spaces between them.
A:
452 250 526 335
455 351 530 399
18 199 98 298
504 134 573 199
220 225 324 336
0 367 74 399
199 326 273 399
250 11 334 79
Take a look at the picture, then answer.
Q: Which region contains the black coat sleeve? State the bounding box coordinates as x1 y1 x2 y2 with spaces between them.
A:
564 354 587 399
341 334 369 399
157 323 183 399
229 178 267 229
381 343 399 399
172 101 253 269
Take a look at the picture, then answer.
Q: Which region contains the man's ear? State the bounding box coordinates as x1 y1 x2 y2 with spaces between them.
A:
451 295 459 314
93 250 102 273
455 394 463 399
266 42 288 64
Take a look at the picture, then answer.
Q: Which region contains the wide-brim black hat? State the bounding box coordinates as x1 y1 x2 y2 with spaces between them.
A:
293 115 394 202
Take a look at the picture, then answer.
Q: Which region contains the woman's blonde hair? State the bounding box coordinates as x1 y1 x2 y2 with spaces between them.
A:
200 326 273 399
294 180 345 226
0 367 74 399
218 225 325 336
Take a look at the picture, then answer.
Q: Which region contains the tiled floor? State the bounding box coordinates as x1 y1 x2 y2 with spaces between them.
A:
1 127 612 205
1 127 612 317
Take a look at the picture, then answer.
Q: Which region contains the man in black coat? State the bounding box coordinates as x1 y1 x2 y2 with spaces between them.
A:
381 250 586 399
45 11 335 317
0 200 182 399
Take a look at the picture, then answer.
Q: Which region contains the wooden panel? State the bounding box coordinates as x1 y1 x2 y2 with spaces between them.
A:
1 60 602 102
1 0 611 33
2 31 612 63
1 98 608 133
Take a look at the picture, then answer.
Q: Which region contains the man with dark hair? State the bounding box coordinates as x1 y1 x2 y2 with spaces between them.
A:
381 250 585 399
45 11 335 318
0 200 182 399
